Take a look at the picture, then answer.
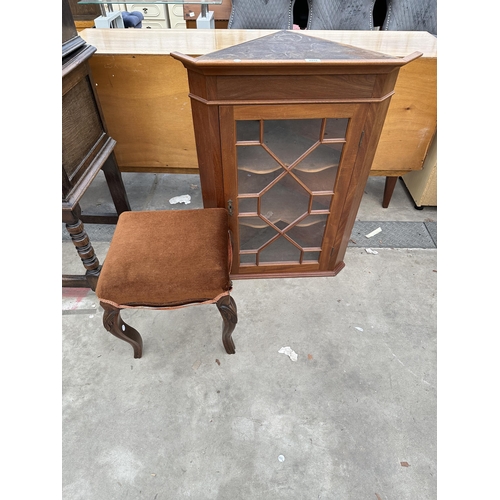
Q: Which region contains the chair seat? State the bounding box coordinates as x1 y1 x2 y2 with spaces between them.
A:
96 209 232 309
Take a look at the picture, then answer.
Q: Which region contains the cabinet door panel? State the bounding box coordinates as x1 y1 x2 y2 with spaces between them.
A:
221 104 366 276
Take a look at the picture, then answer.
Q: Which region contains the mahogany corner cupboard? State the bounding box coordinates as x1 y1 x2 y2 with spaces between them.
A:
171 31 420 279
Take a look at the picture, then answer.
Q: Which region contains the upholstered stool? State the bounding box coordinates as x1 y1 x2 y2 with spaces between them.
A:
95 208 237 358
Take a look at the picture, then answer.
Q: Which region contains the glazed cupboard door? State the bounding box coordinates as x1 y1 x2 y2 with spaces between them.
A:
220 103 367 278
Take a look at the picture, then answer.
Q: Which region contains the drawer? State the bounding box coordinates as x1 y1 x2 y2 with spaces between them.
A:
143 20 168 29
169 19 186 29
128 4 166 19
168 5 186 29
168 4 185 19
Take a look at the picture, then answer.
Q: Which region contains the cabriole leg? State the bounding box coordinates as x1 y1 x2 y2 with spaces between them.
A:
216 295 238 354
100 302 143 358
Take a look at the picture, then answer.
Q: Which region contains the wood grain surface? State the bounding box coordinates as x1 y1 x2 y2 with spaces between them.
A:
82 29 436 175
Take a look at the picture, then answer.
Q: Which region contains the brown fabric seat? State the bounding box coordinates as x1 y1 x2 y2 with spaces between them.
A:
96 209 232 308
95 208 238 358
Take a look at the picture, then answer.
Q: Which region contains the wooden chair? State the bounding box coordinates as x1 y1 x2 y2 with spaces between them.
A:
306 0 376 30
228 0 296 29
382 0 437 35
95 208 238 358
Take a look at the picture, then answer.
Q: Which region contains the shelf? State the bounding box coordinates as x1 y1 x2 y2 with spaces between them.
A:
292 165 339 192
237 142 343 177
239 229 324 265
238 164 338 199
239 215 327 252
239 214 327 229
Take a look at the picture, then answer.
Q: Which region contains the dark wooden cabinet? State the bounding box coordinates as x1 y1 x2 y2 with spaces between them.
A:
172 31 420 279
62 0 130 290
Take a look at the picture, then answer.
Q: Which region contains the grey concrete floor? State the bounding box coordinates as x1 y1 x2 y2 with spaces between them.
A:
62 173 437 499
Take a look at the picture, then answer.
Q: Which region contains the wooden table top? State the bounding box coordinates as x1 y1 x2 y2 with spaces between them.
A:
80 29 437 58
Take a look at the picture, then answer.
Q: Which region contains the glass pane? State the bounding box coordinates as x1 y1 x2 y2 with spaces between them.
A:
286 215 328 248
238 197 258 213
237 120 260 142
260 174 309 226
239 217 277 251
302 251 321 262
294 142 343 172
311 194 332 211
237 144 282 194
293 166 338 193
274 220 289 230
240 253 256 265
237 145 281 175
238 164 282 195
259 236 301 263
234 117 345 270
324 118 349 140
263 119 322 166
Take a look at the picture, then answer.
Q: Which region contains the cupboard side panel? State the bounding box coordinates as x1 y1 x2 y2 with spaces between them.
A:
330 97 394 270
318 105 368 271
189 99 224 208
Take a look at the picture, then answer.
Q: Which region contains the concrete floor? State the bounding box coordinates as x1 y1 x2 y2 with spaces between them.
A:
62 174 437 499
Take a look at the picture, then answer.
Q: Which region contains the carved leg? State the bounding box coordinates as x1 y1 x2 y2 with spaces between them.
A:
216 295 238 354
64 205 101 290
100 302 143 358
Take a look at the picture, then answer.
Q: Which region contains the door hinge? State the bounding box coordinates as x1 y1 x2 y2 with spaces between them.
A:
331 247 335 256
228 199 233 216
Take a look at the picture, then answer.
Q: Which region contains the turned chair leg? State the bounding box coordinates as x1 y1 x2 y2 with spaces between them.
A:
216 295 238 354
100 302 143 358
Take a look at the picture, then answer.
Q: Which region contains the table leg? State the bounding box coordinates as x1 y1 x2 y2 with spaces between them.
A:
382 176 399 208
197 5 215 28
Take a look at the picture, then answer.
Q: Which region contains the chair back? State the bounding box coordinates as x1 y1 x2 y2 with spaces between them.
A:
382 0 437 35
306 0 376 30
228 0 296 29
